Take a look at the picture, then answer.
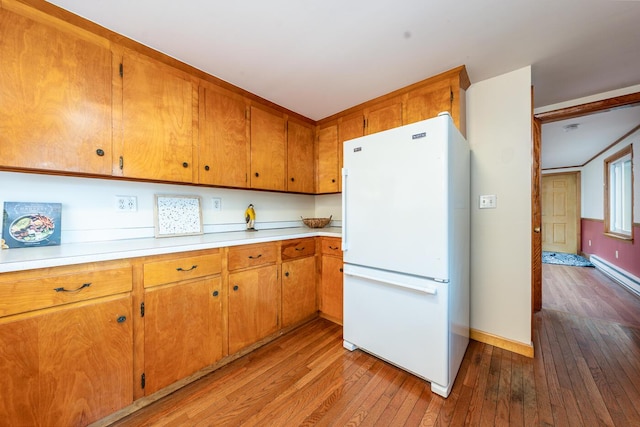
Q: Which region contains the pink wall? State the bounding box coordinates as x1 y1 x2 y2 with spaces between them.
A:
581 218 640 277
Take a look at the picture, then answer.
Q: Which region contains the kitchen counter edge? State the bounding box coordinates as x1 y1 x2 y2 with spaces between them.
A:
0 227 342 273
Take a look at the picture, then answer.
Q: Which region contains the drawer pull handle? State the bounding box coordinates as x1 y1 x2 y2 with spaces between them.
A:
248 254 262 260
176 265 198 272
295 247 305 251
54 283 91 293
329 246 339 250
117 316 127 323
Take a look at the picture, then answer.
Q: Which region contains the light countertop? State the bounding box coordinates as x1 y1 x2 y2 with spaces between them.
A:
0 227 342 273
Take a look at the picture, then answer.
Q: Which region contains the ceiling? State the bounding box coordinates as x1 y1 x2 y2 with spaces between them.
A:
45 0 640 168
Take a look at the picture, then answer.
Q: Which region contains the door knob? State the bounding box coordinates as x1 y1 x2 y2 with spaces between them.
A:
534 227 541 233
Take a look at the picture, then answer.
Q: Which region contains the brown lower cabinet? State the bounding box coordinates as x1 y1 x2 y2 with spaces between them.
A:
228 264 279 354
319 237 344 324
0 296 133 426
143 276 223 394
0 237 342 425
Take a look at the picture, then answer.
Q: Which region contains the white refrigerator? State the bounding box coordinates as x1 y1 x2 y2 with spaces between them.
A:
342 112 470 398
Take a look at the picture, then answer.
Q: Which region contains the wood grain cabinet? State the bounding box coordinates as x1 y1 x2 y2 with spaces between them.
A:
364 98 403 135
118 51 196 183
199 84 250 188
0 8 113 176
287 120 315 193
227 243 279 354
281 238 317 327
0 262 133 426
316 124 339 194
250 106 286 191
142 251 223 395
318 237 344 324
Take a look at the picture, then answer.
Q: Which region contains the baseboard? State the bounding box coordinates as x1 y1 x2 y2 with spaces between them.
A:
470 329 534 358
590 255 640 298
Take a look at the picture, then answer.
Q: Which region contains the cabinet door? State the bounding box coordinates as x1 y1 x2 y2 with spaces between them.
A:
121 52 195 183
282 256 317 327
320 256 344 324
0 317 39 426
316 124 339 193
405 79 452 125
338 114 364 191
365 101 402 135
144 277 223 394
287 121 315 193
199 86 249 187
39 296 133 426
250 106 286 191
228 265 278 354
0 9 112 175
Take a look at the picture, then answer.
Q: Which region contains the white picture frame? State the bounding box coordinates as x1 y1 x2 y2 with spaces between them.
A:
154 194 203 238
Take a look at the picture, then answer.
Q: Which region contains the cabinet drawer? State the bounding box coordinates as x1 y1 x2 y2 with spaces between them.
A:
144 252 221 288
228 243 277 271
281 238 315 260
0 266 132 317
320 237 342 256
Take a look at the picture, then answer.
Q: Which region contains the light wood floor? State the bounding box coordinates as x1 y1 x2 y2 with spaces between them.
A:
108 264 640 426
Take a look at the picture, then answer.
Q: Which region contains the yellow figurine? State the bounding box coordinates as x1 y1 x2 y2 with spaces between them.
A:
245 204 256 231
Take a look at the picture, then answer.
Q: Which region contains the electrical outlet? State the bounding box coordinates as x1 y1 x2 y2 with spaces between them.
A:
115 196 137 212
615 250 619 259
212 197 222 212
479 194 497 209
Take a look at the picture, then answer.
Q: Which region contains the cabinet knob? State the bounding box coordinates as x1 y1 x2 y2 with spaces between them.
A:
212 290 219 297
285 271 290 277
204 165 210 171
117 316 127 323
96 148 105 157
290 177 295 182
255 172 260 177
331 179 336 183
182 162 189 168
339 268 343 273
233 285 239 291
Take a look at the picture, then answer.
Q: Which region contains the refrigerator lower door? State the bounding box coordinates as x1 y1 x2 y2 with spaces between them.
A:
342 264 450 396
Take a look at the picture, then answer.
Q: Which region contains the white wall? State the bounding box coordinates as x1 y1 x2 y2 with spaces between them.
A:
0 171 317 244
466 66 533 346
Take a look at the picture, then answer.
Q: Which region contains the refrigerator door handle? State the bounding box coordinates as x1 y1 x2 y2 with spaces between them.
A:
342 168 348 251
344 271 437 295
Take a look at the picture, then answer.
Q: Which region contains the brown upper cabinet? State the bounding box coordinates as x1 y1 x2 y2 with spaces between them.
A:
0 8 113 176
0 2 469 194
250 106 287 191
286 120 315 193
364 98 403 135
316 124 339 194
199 84 250 188
117 51 197 183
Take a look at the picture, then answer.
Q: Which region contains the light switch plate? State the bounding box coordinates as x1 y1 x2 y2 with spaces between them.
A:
479 195 497 209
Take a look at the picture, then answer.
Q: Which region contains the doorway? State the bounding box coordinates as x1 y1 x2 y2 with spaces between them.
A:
531 91 640 313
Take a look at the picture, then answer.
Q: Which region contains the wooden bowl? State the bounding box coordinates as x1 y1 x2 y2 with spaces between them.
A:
301 215 332 228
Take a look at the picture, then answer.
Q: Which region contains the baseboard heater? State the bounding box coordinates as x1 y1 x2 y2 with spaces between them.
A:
590 255 640 298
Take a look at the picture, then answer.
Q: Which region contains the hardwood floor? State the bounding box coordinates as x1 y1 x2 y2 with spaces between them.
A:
106 265 640 426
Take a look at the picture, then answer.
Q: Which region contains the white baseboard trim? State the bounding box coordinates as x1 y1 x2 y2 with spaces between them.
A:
590 255 640 297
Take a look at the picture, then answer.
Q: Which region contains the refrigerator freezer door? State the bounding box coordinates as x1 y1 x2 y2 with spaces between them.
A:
342 264 449 390
342 116 451 280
